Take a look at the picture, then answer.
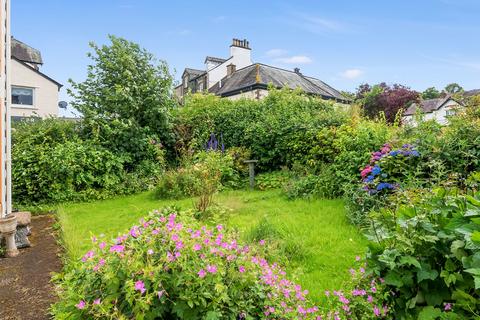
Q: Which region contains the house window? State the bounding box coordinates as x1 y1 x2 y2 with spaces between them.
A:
12 86 34 106
446 109 456 116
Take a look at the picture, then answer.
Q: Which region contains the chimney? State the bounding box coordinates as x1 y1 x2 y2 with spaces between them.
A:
227 63 236 76
231 38 250 49
294 67 301 74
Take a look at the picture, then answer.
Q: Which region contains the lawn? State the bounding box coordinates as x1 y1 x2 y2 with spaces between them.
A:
57 189 367 302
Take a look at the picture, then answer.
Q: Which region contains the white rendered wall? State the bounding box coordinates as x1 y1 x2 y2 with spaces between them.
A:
207 46 252 89
11 59 59 118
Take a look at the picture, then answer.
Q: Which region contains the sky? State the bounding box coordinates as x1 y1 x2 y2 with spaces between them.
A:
11 0 480 116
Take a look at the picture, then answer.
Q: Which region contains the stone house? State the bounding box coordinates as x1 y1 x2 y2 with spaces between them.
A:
175 38 348 103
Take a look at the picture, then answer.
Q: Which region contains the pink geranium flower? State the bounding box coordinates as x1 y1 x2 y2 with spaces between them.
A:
206 265 217 273
75 300 86 309
109 245 125 253
135 280 146 294
198 269 206 278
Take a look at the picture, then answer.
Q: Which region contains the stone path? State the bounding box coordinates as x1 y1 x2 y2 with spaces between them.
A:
0 215 61 320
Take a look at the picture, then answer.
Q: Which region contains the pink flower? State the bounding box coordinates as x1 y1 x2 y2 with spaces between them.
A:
134 280 146 294
355 255 361 261
198 269 206 278
175 241 184 250
324 290 330 297
193 243 202 251
444 303 452 311
171 234 179 242
373 305 380 317
147 249 154 255
367 295 373 303
110 245 125 253
99 242 106 250
259 239 266 246
216 225 223 231
206 265 217 273
76 300 86 309
238 266 245 273
93 298 101 305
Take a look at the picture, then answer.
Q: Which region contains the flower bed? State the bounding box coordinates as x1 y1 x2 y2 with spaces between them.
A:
52 208 324 319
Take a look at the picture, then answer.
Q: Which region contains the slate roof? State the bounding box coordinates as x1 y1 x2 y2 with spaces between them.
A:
404 96 461 116
11 37 43 65
182 68 205 79
209 63 348 102
205 56 227 64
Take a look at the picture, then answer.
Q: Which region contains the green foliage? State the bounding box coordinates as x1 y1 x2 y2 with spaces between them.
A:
52 208 322 319
422 87 442 100
175 88 348 171
12 118 164 204
155 151 239 200
255 171 291 191
444 83 464 95
68 35 176 166
366 190 480 319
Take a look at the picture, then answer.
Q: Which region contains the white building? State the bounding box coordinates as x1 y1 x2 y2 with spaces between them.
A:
403 95 464 125
175 38 348 103
10 38 62 119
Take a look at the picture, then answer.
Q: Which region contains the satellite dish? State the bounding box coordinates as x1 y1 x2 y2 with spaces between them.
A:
58 101 68 109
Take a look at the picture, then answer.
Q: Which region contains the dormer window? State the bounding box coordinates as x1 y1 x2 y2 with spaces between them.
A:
12 86 34 106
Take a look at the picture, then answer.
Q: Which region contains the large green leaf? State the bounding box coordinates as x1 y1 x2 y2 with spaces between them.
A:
418 306 442 320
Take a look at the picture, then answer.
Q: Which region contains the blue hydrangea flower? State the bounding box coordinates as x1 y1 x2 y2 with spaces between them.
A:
371 166 381 176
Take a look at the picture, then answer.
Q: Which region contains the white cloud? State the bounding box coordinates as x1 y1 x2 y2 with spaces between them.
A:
265 49 288 57
274 55 313 64
340 68 364 79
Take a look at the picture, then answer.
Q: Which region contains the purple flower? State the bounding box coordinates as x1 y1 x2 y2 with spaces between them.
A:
238 266 246 273
444 303 452 311
198 269 206 278
93 298 101 305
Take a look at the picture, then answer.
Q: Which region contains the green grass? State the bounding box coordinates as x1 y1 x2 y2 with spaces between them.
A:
57 189 367 302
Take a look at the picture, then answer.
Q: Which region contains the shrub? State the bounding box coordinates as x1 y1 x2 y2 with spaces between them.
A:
52 208 323 319
255 171 291 191
175 88 348 172
365 190 480 319
155 151 239 200
12 119 165 204
345 143 421 226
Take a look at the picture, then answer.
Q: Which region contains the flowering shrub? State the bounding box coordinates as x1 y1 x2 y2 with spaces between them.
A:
322 258 392 319
361 143 420 195
52 208 324 319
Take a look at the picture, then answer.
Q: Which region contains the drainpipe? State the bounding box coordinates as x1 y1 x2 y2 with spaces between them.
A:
0 0 17 257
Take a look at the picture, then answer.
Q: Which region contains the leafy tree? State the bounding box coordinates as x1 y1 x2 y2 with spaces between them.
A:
421 87 441 100
356 83 419 123
444 83 463 94
68 35 176 166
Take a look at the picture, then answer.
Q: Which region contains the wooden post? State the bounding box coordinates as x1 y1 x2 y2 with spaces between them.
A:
243 160 258 190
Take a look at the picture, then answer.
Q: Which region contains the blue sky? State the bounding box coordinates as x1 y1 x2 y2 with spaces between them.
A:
12 0 480 115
